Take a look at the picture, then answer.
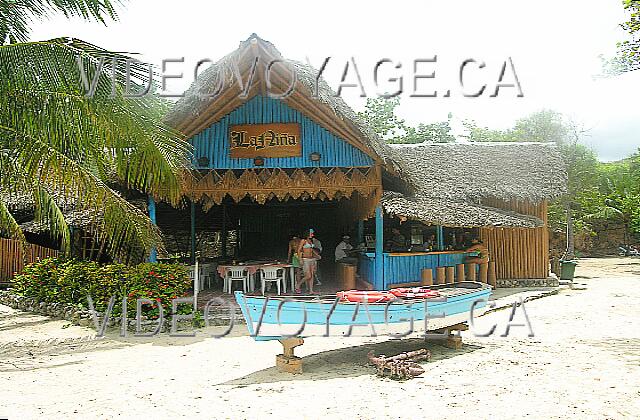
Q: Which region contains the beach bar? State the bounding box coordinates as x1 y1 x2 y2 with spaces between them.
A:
157 34 567 291
1 34 567 290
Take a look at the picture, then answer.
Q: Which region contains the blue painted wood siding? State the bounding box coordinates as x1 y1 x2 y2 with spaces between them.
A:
188 95 374 169
359 252 475 289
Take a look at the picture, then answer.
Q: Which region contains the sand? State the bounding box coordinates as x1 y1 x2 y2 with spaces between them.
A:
1 257 639 419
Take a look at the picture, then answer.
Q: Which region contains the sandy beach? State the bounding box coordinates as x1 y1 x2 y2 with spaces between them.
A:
1 257 639 419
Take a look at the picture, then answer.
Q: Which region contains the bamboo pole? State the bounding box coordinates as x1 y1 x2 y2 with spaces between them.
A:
421 268 433 286
488 261 497 287
456 263 465 282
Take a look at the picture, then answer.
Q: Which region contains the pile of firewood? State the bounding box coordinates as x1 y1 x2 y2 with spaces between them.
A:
367 349 431 380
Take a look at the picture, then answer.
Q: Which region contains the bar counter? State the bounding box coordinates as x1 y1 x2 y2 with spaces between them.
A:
359 250 474 290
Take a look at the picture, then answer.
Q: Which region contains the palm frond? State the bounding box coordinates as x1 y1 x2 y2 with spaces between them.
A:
0 0 120 44
0 38 192 259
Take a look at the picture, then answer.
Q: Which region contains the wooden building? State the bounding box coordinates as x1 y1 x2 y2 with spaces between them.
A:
160 34 567 289
380 143 566 284
1 34 567 288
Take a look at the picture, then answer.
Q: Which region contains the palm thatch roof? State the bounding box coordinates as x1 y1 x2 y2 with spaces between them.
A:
381 192 543 228
165 33 395 166
389 142 567 203
1 191 146 235
380 142 567 228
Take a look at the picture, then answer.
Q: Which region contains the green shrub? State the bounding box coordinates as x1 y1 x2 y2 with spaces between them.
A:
12 258 191 317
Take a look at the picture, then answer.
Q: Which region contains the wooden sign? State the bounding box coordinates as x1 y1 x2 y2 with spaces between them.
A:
229 123 301 158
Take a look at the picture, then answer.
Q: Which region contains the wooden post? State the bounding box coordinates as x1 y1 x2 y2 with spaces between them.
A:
479 263 488 283
436 226 444 251
456 263 465 282
374 205 384 290
148 196 157 263
276 338 304 374
190 200 196 265
221 204 228 258
466 263 477 281
421 268 433 286
435 267 446 285
445 266 455 283
488 261 497 287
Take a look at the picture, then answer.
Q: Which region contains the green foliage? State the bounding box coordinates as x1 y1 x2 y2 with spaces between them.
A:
601 0 640 75
126 263 191 316
463 110 569 144
0 2 193 260
0 0 119 44
461 120 513 142
358 97 455 143
12 258 191 316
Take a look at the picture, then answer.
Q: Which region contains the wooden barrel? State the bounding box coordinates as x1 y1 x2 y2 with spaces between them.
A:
479 263 488 283
343 264 357 290
466 263 477 281
456 263 465 282
445 266 455 283
421 268 433 286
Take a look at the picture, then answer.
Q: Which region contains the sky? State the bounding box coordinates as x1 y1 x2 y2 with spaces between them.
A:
27 0 640 161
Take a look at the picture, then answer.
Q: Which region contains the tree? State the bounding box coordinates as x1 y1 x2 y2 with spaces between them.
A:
461 120 513 142
511 110 569 144
602 0 640 75
0 1 192 259
358 97 455 143
463 110 569 144
586 151 640 244
558 129 600 259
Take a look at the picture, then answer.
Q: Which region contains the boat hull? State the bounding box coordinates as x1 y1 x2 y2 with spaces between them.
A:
234 282 492 341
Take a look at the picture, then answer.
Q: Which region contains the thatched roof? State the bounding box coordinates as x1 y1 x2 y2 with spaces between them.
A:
379 142 567 228
165 33 395 166
389 142 567 203
1 191 146 235
380 192 543 228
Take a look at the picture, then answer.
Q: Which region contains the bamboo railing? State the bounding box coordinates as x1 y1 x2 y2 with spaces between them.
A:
0 238 59 282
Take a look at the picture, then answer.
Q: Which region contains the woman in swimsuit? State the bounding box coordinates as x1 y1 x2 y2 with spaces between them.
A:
288 232 302 287
295 229 317 293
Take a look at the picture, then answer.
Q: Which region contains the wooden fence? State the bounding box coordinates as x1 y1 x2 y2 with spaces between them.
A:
0 238 59 282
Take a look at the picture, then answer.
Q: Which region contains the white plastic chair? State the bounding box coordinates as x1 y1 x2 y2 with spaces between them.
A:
260 267 285 295
199 263 218 289
224 267 249 294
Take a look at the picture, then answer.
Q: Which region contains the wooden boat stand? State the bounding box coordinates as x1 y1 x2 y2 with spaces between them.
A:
427 322 468 350
276 338 304 374
274 324 468 374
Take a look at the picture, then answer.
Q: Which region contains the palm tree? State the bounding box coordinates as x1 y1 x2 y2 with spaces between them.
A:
0 1 192 260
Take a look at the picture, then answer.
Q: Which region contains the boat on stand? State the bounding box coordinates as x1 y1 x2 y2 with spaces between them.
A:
234 281 492 341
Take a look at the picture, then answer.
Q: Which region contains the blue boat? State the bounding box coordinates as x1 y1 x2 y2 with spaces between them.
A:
234 282 492 341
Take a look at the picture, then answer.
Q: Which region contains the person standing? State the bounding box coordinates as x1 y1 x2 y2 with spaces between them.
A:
295 229 318 294
287 232 301 288
311 232 323 286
